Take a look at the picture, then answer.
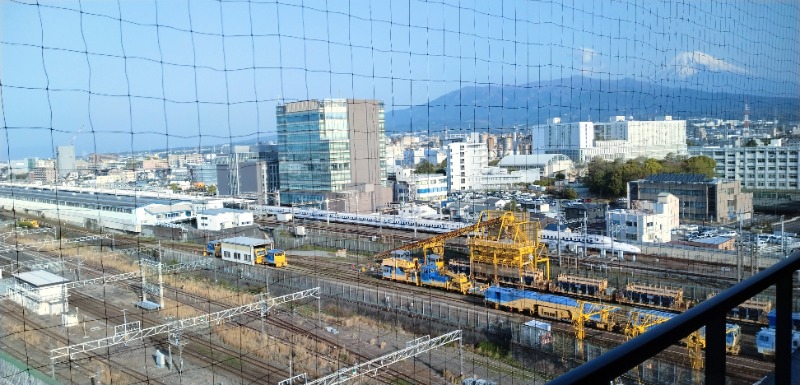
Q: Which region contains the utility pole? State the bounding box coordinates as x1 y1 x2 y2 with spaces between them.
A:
557 200 562 266
781 215 787 258
737 209 743 282
583 211 588 259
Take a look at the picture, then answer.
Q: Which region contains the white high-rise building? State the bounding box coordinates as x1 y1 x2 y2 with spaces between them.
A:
532 116 687 163
446 141 489 192
691 144 800 191
56 145 75 180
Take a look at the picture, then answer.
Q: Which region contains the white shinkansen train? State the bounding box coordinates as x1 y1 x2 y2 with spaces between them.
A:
252 205 640 255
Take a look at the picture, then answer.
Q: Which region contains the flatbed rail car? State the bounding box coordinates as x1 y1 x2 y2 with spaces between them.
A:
447 260 546 289
707 293 772 323
554 274 609 297
486 286 742 355
619 282 685 310
625 309 741 355
484 286 618 331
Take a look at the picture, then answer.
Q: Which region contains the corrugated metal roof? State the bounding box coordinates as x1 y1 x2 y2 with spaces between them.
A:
221 236 272 247
144 203 193 214
0 185 189 210
13 270 69 287
198 208 249 215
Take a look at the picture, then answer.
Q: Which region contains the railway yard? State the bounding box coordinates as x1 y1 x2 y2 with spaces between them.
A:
0 210 797 385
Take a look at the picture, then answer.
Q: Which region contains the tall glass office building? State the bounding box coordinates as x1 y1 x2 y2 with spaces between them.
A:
276 99 389 210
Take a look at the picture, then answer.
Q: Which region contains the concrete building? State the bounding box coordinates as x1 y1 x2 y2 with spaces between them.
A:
276 99 391 212
394 173 448 202
8 270 69 316
142 159 169 170
216 160 267 199
691 145 800 192
563 202 607 227
628 174 753 223
607 192 679 243
197 209 254 231
56 145 75 180
497 154 575 179
425 148 447 165
446 140 489 192
167 153 204 168
532 116 687 163
188 163 219 187
473 168 540 191
31 167 56 183
403 148 426 166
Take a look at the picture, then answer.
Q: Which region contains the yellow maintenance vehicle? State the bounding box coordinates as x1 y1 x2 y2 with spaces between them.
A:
17 219 39 228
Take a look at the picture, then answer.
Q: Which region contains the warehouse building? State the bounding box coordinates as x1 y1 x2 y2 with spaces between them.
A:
0 184 202 233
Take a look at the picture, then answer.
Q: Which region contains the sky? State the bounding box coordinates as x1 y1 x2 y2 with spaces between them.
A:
1 0 798 160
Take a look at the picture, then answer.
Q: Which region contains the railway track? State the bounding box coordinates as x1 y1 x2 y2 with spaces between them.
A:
279 254 773 384
5 221 780 383
1 301 169 385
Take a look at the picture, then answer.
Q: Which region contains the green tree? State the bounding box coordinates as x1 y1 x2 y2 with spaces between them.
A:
643 158 663 175
681 156 717 178
503 200 520 212
488 159 500 167
584 157 612 196
559 187 578 200
744 139 758 147
555 172 566 181
206 185 217 196
169 183 181 192
414 160 437 174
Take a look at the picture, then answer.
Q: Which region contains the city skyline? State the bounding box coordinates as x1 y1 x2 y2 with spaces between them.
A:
2 0 799 160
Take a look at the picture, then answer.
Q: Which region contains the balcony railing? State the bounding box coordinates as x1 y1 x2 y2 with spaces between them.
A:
547 250 800 385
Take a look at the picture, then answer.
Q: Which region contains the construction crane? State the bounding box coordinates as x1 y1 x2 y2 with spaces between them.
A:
373 212 509 260
70 124 85 145
573 300 619 340
623 310 673 340
468 210 550 286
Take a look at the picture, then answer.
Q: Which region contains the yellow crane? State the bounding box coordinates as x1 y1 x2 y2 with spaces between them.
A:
374 213 508 260
623 311 673 340
468 211 550 286
573 300 619 340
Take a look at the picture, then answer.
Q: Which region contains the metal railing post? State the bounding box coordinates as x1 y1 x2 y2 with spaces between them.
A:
704 314 726 385
775 272 793 385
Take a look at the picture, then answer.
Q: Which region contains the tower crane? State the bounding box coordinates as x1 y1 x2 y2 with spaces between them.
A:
70 125 85 146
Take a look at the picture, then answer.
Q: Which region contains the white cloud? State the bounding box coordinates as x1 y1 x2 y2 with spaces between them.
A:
577 47 601 75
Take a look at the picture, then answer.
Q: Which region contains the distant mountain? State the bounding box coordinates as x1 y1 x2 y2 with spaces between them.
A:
386 74 800 133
